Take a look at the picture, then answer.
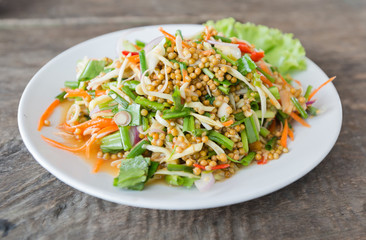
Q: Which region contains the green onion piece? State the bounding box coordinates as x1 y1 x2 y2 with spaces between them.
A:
64 81 79 89
135 39 145 48
166 134 173 142
220 116 228 122
241 130 249 154
135 96 165 111
213 78 234 86
108 90 129 108
250 101 259 111
142 117 149 131
202 68 215 79
175 29 184 39
244 116 259 144
260 127 270 137
162 108 191 120
213 35 232 43
165 175 183 186
304 85 313 100
193 129 208 137
265 137 277 151
240 152 256 166
257 67 276 83
126 140 149 158
231 118 245 127
307 106 318 116
269 86 280 100
254 110 276 119
208 131 234 150
55 91 66 101
119 126 132 151
139 50 148 76
147 161 159 179
121 86 137 100
169 59 179 64
167 164 193 173
218 85 230 95
123 80 140 90
183 116 195 132
237 54 256 75
234 112 245 121
291 97 308 119
172 86 183 111
214 47 237 66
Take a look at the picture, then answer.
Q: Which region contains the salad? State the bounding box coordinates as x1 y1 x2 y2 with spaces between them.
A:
38 19 335 191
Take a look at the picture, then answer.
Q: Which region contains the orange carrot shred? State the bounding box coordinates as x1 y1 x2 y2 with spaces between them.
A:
204 26 212 41
290 112 311 128
294 80 302 87
85 134 98 159
288 128 294 141
64 88 91 98
95 90 106 97
96 125 119 139
308 76 336 100
222 119 234 127
280 75 290 87
280 119 289 148
260 75 273 87
92 159 104 173
38 99 60 131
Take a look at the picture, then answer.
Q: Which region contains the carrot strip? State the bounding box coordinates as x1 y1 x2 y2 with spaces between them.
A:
92 159 104 173
288 128 294 141
38 99 60 131
260 75 273 87
211 164 230 170
64 88 91 98
127 55 140 64
294 80 302 87
85 134 98 159
159 27 189 48
193 163 205 170
290 112 311 128
204 25 213 41
63 118 116 133
96 125 119 139
41 135 87 152
308 76 336 100
95 90 106 97
222 119 234 127
200 50 213 56
269 120 276 133
280 119 289 148
259 61 272 75
280 75 290 87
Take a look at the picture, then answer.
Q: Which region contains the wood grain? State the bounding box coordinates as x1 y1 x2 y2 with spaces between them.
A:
0 0 365 239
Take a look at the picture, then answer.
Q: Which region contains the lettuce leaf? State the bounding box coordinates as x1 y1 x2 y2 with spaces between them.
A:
206 18 307 74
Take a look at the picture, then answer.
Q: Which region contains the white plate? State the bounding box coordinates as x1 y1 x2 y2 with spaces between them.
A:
18 24 342 210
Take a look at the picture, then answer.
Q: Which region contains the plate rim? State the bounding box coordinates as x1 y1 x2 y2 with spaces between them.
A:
18 24 343 210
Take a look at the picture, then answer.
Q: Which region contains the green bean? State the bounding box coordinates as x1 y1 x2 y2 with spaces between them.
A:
64 81 79 89
213 35 232 43
167 164 193 173
162 108 191 120
208 131 234 150
291 97 308 119
260 127 270 137
218 85 230 95
121 85 137 100
108 90 129 108
135 96 165 111
119 126 132 151
126 139 149 158
139 50 148 76
241 130 249 154
257 67 276 82
304 85 313 100
142 117 149 131
135 39 145 48
123 80 140 90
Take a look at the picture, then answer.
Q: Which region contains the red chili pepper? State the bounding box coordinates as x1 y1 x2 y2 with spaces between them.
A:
237 42 254 53
257 157 268 165
211 164 230 170
193 164 205 170
121 51 139 56
250 51 265 62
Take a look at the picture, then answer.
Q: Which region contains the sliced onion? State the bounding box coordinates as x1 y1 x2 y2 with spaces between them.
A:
206 85 212 97
195 172 215 192
91 110 114 119
176 35 191 60
114 111 131 126
306 100 316 106
217 102 230 119
66 104 81 125
149 128 165 134
144 36 164 54
229 93 236 111
129 126 141 145
219 64 255 90
201 122 212 130
206 140 225 155
236 88 248 95
159 65 169 93
155 110 169 128
236 99 245 109
180 82 189 99
256 86 266 126
117 53 131 88
207 40 238 47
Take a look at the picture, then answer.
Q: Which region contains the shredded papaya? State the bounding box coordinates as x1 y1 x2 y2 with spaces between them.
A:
308 76 336 100
38 99 60 131
290 112 311 128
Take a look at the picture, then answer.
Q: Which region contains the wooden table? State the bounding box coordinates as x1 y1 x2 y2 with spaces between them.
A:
1 0 365 239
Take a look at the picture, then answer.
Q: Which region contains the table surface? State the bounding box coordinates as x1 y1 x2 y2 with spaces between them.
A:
1 0 365 239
